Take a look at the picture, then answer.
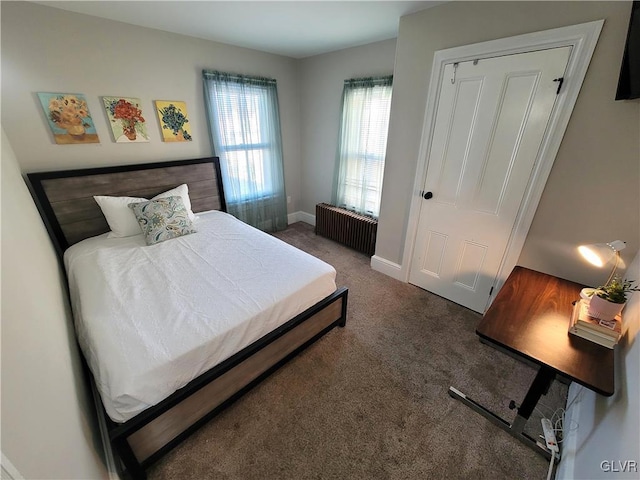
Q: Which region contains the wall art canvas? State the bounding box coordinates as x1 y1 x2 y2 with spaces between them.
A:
37 92 100 144
102 96 149 143
155 100 192 142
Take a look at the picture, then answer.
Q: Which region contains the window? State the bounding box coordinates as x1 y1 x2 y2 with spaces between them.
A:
333 76 393 218
203 71 287 232
208 85 273 200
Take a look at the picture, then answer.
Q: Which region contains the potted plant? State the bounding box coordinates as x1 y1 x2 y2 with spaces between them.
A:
588 276 639 320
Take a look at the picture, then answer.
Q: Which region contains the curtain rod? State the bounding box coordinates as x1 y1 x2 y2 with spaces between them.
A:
203 70 277 85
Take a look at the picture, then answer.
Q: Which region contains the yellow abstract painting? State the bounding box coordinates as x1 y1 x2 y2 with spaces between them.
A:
155 100 192 142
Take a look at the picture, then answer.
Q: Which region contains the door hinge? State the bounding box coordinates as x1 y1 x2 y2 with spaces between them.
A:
553 77 564 95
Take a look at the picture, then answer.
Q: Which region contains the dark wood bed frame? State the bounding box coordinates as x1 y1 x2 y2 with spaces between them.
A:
26 157 348 479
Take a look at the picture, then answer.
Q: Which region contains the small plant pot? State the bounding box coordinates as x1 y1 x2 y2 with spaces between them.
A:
580 288 596 303
587 294 625 321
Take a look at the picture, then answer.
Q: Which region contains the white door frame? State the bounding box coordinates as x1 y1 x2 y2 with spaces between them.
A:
400 20 603 309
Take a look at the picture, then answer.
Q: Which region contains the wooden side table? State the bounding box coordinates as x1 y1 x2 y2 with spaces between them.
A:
449 266 614 459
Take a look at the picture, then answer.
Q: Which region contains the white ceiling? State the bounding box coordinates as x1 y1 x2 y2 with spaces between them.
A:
34 1 441 58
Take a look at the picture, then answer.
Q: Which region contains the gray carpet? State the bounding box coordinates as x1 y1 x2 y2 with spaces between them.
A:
148 222 566 479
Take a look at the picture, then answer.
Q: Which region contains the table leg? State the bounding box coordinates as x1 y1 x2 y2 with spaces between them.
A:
448 365 557 461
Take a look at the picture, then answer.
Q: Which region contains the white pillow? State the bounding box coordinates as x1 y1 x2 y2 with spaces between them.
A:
94 184 196 238
151 184 196 221
94 195 148 238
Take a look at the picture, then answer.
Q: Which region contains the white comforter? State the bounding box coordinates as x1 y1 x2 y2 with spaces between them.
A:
64 211 337 423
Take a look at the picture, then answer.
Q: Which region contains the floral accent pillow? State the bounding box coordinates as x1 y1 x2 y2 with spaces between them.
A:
94 184 196 238
151 183 196 221
128 196 196 245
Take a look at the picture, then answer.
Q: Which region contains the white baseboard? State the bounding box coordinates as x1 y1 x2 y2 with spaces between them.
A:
91 383 120 480
1 453 24 480
370 255 404 281
555 383 583 480
290 217 404 283
290 214 403 282
288 211 315 226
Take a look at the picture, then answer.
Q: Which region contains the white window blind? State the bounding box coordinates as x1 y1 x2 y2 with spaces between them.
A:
212 85 275 200
203 70 288 232
334 76 393 218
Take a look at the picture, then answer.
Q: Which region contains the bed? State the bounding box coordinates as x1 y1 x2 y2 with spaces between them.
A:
26 157 348 479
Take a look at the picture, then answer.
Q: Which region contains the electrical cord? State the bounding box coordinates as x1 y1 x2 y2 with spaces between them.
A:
537 407 578 445
565 385 584 411
539 386 584 479
546 450 556 480
536 386 584 445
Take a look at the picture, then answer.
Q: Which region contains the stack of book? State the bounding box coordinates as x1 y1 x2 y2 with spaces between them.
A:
569 299 622 349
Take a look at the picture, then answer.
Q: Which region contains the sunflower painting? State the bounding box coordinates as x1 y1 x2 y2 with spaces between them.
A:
38 92 100 144
155 100 192 142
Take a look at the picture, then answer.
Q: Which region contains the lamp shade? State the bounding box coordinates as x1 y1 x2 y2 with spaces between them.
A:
578 240 626 267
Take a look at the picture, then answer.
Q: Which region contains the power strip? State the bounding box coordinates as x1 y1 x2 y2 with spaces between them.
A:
542 418 559 453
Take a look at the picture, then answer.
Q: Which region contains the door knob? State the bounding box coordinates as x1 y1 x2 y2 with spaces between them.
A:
423 191 433 200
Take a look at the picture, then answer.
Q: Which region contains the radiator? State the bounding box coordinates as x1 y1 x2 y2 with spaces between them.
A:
315 203 378 256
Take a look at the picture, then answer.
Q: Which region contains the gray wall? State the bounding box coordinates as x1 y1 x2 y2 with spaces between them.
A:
0 1 302 476
298 39 397 215
378 1 639 287
1 128 108 479
2 1 638 477
559 251 640 479
0 1 302 212
0 3 397 475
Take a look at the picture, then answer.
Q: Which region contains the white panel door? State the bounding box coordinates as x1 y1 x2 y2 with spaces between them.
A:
409 47 571 312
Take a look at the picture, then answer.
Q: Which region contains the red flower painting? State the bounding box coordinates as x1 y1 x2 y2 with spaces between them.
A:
103 97 149 142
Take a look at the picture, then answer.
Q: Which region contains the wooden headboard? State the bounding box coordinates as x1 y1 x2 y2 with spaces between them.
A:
27 157 226 256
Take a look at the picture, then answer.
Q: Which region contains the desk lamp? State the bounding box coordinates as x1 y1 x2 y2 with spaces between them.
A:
578 240 626 286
